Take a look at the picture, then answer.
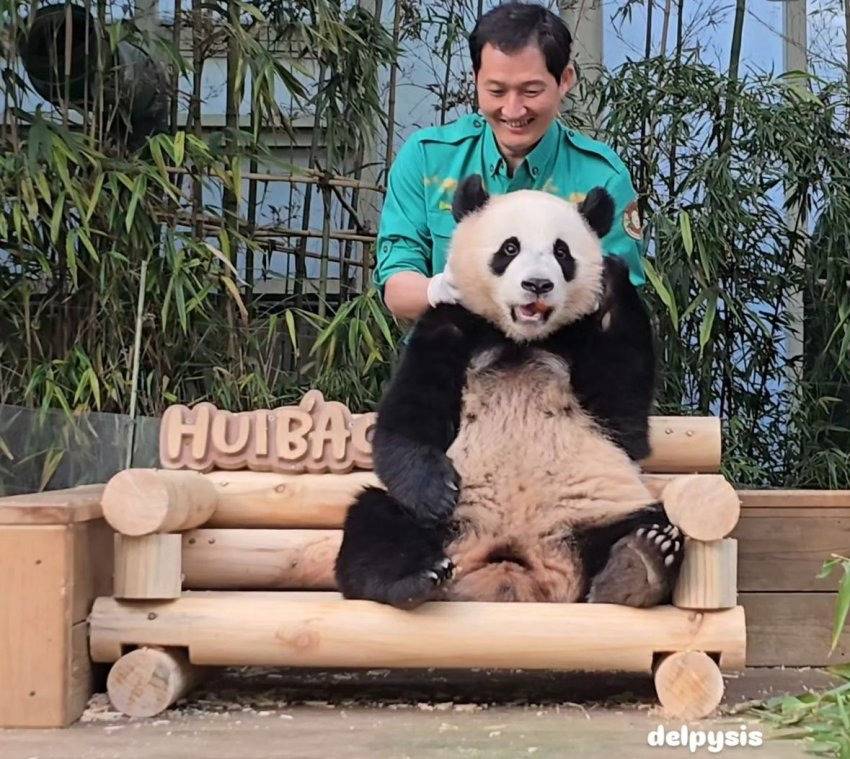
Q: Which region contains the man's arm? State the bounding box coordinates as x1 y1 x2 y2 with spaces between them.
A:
385 272 430 321
601 171 646 287
374 138 433 319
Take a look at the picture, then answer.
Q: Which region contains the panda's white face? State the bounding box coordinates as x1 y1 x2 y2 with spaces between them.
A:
448 188 607 342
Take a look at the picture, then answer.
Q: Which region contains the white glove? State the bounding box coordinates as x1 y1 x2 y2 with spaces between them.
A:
426 269 461 308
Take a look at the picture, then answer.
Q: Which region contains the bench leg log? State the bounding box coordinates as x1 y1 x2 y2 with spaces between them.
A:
653 651 724 720
106 646 206 717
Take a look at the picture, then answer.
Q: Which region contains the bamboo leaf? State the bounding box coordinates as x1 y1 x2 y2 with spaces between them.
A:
642 258 679 330
831 562 850 654
699 294 718 354
85 173 105 223
174 131 186 165
284 310 300 357
65 229 79 289
49 192 65 245
39 448 64 491
125 175 147 233
679 210 694 257
220 275 249 322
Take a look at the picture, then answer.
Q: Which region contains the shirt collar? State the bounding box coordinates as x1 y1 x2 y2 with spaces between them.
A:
482 117 560 179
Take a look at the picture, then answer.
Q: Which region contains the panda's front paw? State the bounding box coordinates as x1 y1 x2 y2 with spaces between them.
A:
386 556 456 609
385 447 461 527
586 523 683 607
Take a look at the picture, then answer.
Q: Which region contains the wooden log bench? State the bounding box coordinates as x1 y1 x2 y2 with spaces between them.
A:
16 401 831 726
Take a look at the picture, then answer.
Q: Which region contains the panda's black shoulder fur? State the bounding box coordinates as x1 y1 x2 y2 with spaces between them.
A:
544 256 656 460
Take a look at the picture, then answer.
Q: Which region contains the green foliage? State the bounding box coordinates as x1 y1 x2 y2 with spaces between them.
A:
580 59 850 487
0 0 848 493
747 556 850 758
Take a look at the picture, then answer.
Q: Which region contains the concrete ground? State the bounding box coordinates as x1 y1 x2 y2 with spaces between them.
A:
1 667 838 758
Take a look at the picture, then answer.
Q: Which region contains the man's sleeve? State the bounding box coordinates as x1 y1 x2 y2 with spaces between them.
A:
601 170 646 287
372 137 432 293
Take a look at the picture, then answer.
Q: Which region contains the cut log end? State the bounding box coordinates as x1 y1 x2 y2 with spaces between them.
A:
102 469 219 536
654 651 725 721
663 474 741 540
106 647 203 718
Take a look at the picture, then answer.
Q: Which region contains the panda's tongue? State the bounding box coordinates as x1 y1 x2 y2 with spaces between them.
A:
520 302 549 318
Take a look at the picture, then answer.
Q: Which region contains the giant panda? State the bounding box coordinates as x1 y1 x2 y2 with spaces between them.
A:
335 175 683 608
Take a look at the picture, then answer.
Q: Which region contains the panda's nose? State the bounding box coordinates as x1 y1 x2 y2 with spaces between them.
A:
521 278 554 296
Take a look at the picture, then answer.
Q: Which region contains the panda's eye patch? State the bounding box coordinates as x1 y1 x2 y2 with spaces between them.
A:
553 239 571 260
501 237 520 257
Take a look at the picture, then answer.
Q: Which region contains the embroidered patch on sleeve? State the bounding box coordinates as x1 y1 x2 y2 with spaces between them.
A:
624 200 643 240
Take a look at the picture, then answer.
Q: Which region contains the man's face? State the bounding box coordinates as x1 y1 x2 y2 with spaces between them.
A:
476 42 574 162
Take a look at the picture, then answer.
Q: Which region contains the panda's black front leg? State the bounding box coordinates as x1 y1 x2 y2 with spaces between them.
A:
335 487 455 608
374 304 490 527
581 505 684 607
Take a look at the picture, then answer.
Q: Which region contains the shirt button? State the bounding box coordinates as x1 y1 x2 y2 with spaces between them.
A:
531 167 539 176
473 119 482 128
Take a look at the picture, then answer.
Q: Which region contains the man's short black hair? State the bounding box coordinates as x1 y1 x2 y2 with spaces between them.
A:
469 2 572 82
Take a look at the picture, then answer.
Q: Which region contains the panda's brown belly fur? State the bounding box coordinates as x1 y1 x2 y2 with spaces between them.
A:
444 355 653 602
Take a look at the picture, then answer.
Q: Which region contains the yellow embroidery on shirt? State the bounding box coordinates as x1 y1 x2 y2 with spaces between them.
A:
441 178 458 191
438 201 453 211
567 191 587 204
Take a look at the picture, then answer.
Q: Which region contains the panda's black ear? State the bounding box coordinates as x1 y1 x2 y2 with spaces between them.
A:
578 187 614 239
452 175 490 222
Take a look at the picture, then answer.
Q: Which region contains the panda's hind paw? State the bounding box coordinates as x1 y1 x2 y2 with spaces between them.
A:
586 523 683 607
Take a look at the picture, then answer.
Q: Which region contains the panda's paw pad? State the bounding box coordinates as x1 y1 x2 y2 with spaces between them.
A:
587 525 683 607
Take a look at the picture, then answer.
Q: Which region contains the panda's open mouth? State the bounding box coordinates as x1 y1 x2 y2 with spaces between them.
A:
511 302 553 324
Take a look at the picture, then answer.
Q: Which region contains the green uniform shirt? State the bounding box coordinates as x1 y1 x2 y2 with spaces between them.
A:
374 113 646 292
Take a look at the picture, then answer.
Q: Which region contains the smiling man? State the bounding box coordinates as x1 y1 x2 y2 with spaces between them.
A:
374 1 645 320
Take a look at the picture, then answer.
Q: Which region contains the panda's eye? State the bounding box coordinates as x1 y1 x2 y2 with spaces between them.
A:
502 238 520 257
553 240 571 260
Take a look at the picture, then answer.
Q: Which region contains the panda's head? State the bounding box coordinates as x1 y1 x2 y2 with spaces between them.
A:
447 175 614 342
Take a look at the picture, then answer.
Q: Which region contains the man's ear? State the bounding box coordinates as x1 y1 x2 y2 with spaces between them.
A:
578 187 614 239
452 175 490 222
560 62 576 97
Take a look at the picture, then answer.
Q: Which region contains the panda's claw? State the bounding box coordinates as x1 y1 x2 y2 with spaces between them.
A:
424 557 455 586
587 520 684 607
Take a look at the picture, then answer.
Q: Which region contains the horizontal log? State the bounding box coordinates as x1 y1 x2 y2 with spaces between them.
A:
643 416 720 473
182 529 341 590
89 592 746 672
204 470 379 528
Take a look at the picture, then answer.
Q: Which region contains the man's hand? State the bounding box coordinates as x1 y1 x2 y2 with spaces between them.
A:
426 269 461 308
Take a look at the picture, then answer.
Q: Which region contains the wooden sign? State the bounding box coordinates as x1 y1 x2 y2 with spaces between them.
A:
159 390 376 474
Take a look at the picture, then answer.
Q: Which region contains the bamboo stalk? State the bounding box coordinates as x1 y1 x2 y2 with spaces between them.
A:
124 259 148 469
